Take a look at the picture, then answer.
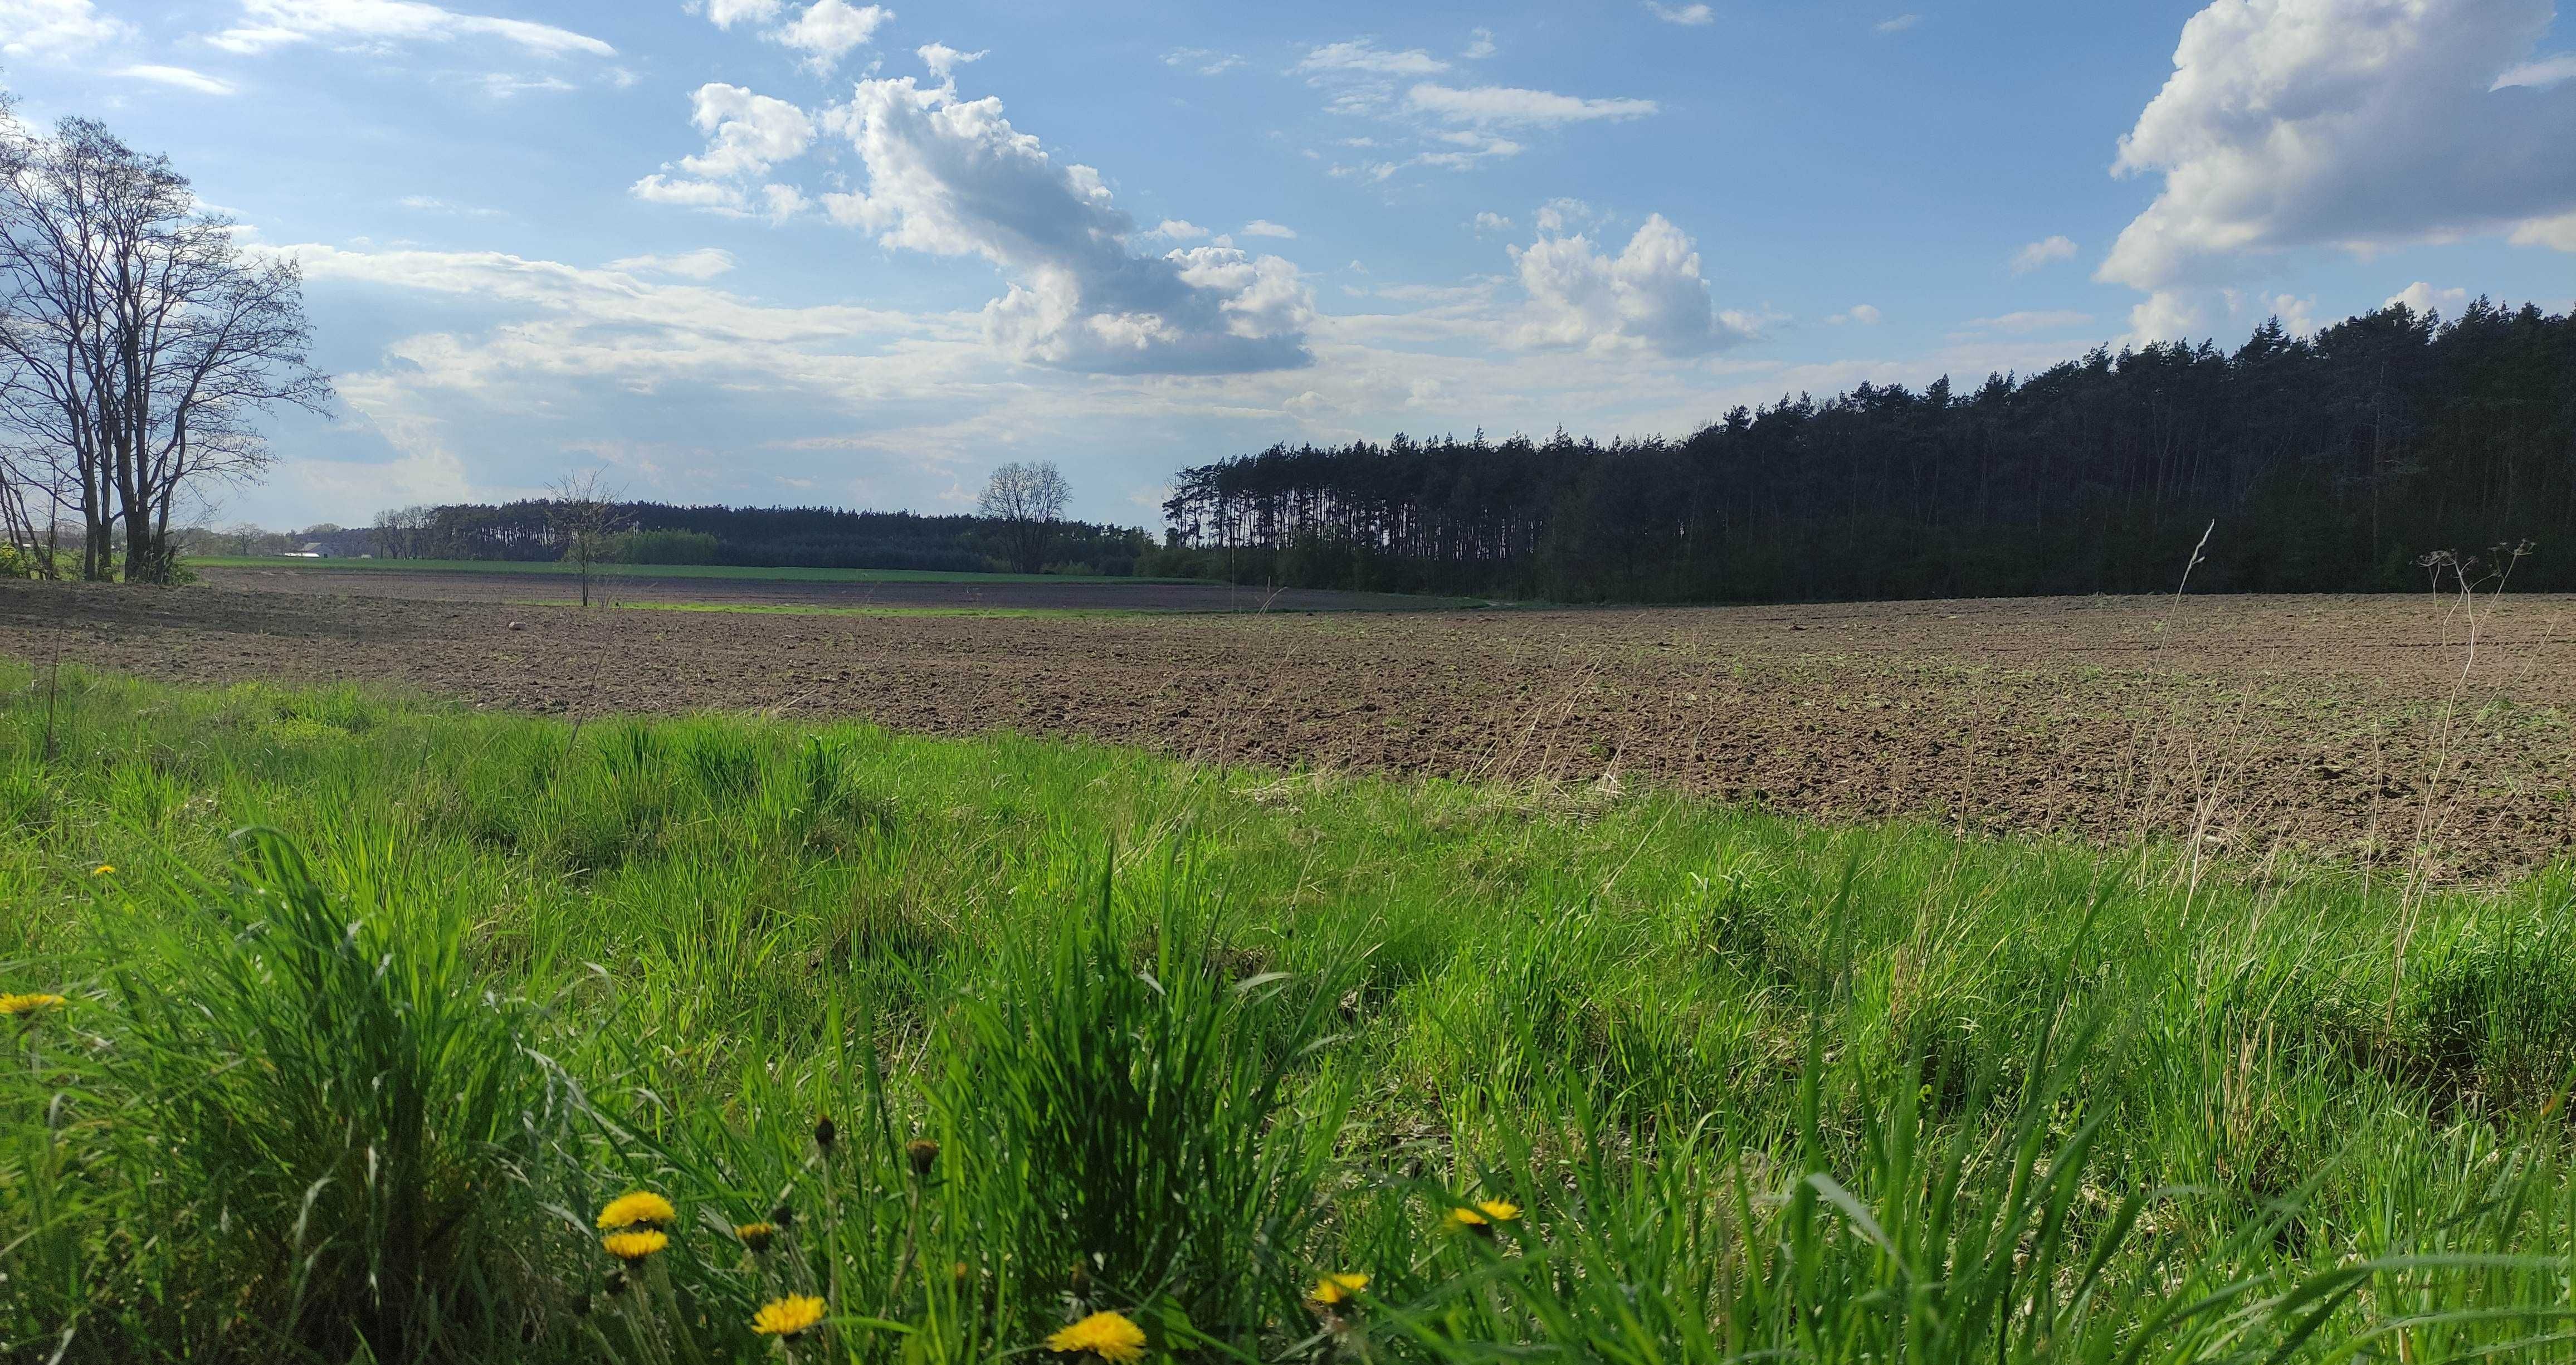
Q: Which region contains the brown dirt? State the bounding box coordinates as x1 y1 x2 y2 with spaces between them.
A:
7 577 2573 878
192 564 1452 613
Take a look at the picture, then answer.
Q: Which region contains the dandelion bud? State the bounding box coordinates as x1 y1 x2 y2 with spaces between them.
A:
603 1268 630 1298
906 1138 940 1177
736 1221 777 1253
771 1203 796 1230
813 1114 838 1154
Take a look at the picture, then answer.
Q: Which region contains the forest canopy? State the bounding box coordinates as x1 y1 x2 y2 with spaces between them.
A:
368 501 1153 577
1151 299 2576 602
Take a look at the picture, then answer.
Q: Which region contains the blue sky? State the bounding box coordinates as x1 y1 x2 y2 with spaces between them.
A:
3 0 2572 531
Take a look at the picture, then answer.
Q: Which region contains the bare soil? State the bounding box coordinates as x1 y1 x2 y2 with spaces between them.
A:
7 575 2573 877
193 564 1450 613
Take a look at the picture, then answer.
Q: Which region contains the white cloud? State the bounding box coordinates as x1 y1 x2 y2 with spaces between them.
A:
2384 281 2468 315
1461 26 1496 58
607 248 739 279
630 174 744 211
917 41 983 81
0 0 130 55
1510 213 1748 355
1406 82 1658 127
1298 38 1448 76
1827 304 1883 325
1643 2 1714 25
1960 309 2095 334
1876 13 1922 32
1534 198 1598 232
2102 0 2576 304
761 183 809 220
819 77 1314 373
209 0 613 58
1146 219 1209 241
2511 212 2576 250
770 0 891 70
2009 234 2077 273
1163 47 1242 76
1472 211 1514 232
1241 220 1297 239
676 83 814 179
2494 52 2576 87
118 64 239 95
697 0 780 27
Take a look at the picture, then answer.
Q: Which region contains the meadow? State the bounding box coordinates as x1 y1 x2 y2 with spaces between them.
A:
4 661 2576 1363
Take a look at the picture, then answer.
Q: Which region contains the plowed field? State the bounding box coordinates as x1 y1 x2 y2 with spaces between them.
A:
7 575 2571 876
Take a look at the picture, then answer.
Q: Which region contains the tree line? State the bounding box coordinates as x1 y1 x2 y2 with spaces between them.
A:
372 493 1151 577
1152 300 2576 601
0 103 326 582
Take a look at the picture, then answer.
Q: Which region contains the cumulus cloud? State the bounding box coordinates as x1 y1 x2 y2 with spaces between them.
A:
1827 304 1883 325
607 248 739 280
119 64 238 94
770 0 891 69
1298 38 1448 76
677 83 814 179
1146 219 1209 241
209 0 613 58
1461 27 1496 58
697 0 780 26
1406 82 1658 127
1644 2 1714 24
2103 0 2576 336
819 77 1313 374
2010 234 2077 273
1472 211 1514 232
631 175 744 210
1510 213 1748 355
0 0 130 55
2385 281 2470 314
1241 220 1297 238
918 41 983 80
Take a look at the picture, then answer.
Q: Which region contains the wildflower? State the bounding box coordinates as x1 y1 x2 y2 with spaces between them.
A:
596 1190 676 1231
906 1137 940 1176
1309 1272 1369 1307
736 1221 778 1253
90 865 113 876
752 1294 828 1341
601 1230 669 1262
1046 1310 1147 1363
0 993 66 1018
1446 1199 1521 1237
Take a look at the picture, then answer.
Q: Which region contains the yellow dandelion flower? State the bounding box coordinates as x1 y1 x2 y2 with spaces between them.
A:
751 1293 827 1339
1045 1309 1147 1363
1309 1272 1369 1306
0 993 66 1018
596 1190 677 1231
735 1221 777 1252
91 864 114 876
1446 1198 1521 1234
601 1230 668 1262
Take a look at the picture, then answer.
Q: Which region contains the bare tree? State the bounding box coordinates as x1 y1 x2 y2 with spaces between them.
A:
977 460 1071 573
547 469 626 607
0 113 330 583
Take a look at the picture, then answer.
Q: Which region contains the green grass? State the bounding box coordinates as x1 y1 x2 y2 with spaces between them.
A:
4 664 2576 1362
569 600 1149 620
183 554 1188 586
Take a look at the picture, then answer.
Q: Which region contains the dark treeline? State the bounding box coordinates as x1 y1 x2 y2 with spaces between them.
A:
1152 300 2576 601
373 501 1153 576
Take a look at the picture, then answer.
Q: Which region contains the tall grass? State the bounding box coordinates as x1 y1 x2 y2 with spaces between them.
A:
3 664 2575 1360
